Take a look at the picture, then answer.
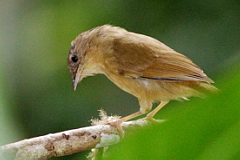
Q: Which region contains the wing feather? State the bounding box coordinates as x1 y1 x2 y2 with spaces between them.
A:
111 32 213 83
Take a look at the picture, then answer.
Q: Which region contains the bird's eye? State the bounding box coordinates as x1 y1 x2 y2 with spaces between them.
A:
71 55 78 63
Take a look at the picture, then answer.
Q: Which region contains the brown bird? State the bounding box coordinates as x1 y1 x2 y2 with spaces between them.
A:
67 25 217 122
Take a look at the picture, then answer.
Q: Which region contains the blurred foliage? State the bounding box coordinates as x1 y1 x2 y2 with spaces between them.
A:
0 0 239 159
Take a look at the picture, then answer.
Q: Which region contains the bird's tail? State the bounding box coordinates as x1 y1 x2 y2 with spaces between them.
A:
199 82 219 93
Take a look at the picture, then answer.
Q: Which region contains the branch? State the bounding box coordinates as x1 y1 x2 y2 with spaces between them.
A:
0 119 153 159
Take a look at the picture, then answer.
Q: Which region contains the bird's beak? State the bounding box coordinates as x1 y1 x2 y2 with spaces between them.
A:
73 66 84 91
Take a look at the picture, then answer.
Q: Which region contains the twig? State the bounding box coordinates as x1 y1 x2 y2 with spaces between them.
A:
0 119 152 160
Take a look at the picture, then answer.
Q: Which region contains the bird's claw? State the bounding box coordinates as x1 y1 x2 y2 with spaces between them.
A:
108 120 125 138
143 117 165 123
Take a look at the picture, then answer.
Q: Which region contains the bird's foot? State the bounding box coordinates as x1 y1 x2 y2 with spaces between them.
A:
109 119 122 127
108 119 125 138
143 117 165 123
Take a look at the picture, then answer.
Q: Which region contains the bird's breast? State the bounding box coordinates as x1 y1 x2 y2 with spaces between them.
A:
104 72 199 102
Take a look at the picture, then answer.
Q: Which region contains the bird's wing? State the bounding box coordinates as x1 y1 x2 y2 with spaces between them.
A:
110 33 213 83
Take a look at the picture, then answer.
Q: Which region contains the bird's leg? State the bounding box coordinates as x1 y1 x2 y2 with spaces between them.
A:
115 99 152 122
109 111 143 137
145 101 169 120
120 111 143 122
110 111 143 126
110 100 152 136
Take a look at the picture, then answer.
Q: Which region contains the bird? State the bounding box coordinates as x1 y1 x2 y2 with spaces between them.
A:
67 24 217 122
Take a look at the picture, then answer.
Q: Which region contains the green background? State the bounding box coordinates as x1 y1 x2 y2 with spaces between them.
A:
0 0 239 159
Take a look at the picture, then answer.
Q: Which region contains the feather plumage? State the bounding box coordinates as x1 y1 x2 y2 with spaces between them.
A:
110 32 213 83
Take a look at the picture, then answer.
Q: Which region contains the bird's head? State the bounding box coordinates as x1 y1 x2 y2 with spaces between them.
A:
67 29 96 90
67 26 107 90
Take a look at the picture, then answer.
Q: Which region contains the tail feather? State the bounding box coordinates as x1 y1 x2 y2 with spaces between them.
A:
199 82 219 93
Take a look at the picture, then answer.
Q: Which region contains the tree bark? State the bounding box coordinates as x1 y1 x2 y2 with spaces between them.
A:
0 119 153 160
